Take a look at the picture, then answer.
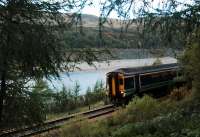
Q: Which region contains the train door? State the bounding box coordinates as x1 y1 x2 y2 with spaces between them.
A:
135 74 140 93
107 73 117 98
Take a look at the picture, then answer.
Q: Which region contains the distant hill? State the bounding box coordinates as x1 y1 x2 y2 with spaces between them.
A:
71 14 137 29
62 14 182 49
62 14 142 49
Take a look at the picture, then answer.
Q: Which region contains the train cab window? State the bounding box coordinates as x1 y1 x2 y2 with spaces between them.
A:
124 77 135 89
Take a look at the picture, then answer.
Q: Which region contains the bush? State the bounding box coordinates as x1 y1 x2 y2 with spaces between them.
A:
111 123 135 137
84 80 105 105
59 94 200 137
45 80 107 119
181 29 200 100
2 79 49 128
125 96 160 122
169 87 191 101
112 106 200 137
61 120 110 137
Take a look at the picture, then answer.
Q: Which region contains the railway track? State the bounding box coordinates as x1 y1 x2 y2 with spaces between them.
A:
0 104 116 137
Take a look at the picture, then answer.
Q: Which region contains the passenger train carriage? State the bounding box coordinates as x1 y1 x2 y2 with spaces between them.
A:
106 63 180 103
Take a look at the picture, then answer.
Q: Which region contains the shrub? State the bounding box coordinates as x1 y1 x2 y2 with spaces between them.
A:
169 87 191 101
59 94 200 137
125 96 159 122
181 30 200 100
61 120 110 137
112 109 200 137
111 123 135 137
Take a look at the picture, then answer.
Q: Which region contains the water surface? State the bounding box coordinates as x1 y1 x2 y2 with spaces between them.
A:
48 57 177 95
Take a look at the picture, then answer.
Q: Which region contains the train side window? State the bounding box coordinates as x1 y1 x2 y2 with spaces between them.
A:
140 71 176 86
124 77 135 89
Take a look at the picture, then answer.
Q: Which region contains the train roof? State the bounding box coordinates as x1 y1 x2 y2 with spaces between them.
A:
107 63 179 76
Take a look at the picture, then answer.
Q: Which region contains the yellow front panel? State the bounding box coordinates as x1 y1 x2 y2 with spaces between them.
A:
112 77 116 96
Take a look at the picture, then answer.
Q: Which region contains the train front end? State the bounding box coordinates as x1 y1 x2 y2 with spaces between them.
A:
106 72 126 102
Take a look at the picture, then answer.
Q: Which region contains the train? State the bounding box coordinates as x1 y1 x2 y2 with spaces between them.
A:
106 63 183 104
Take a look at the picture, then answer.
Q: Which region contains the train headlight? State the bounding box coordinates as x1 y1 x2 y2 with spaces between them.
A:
120 89 125 94
120 90 125 97
122 92 126 97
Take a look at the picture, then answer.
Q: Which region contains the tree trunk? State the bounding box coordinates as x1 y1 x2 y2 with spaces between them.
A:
0 71 6 125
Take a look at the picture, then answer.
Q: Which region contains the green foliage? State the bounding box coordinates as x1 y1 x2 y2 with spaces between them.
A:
2 94 45 128
28 90 47 123
2 79 50 128
61 120 110 137
60 94 200 137
53 86 76 112
181 28 200 99
112 110 200 137
73 81 80 104
0 0 110 127
106 96 169 127
85 80 105 105
48 80 105 114
0 0 75 127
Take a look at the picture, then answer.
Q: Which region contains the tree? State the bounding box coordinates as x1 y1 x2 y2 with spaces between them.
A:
53 86 73 112
138 1 200 98
85 87 92 105
100 0 200 98
32 79 54 113
3 79 51 127
73 81 80 106
181 28 200 98
0 0 65 124
0 0 65 126
0 0 110 127
93 80 104 93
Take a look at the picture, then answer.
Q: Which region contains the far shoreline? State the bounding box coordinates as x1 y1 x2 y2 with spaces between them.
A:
72 57 177 73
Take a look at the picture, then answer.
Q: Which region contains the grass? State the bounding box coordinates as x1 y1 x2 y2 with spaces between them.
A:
43 87 200 137
46 101 105 120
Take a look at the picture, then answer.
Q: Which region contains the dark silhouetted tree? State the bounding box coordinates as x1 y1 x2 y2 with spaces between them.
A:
0 0 109 127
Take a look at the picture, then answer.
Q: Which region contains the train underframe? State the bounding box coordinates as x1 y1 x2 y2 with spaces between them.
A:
108 83 185 106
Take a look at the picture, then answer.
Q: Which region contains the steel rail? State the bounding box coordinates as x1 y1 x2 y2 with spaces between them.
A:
0 104 115 137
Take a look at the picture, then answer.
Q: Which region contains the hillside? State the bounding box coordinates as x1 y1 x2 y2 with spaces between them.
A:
80 14 137 29
62 14 183 50
62 14 144 49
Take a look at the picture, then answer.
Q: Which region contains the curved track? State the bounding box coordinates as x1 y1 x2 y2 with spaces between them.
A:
0 104 116 137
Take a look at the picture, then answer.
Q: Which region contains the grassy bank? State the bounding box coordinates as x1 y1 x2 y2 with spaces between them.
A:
46 101 104 120
51 87 200 137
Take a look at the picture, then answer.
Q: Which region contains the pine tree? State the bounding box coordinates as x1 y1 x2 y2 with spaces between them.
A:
0 0 94 127
73 81 80 106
